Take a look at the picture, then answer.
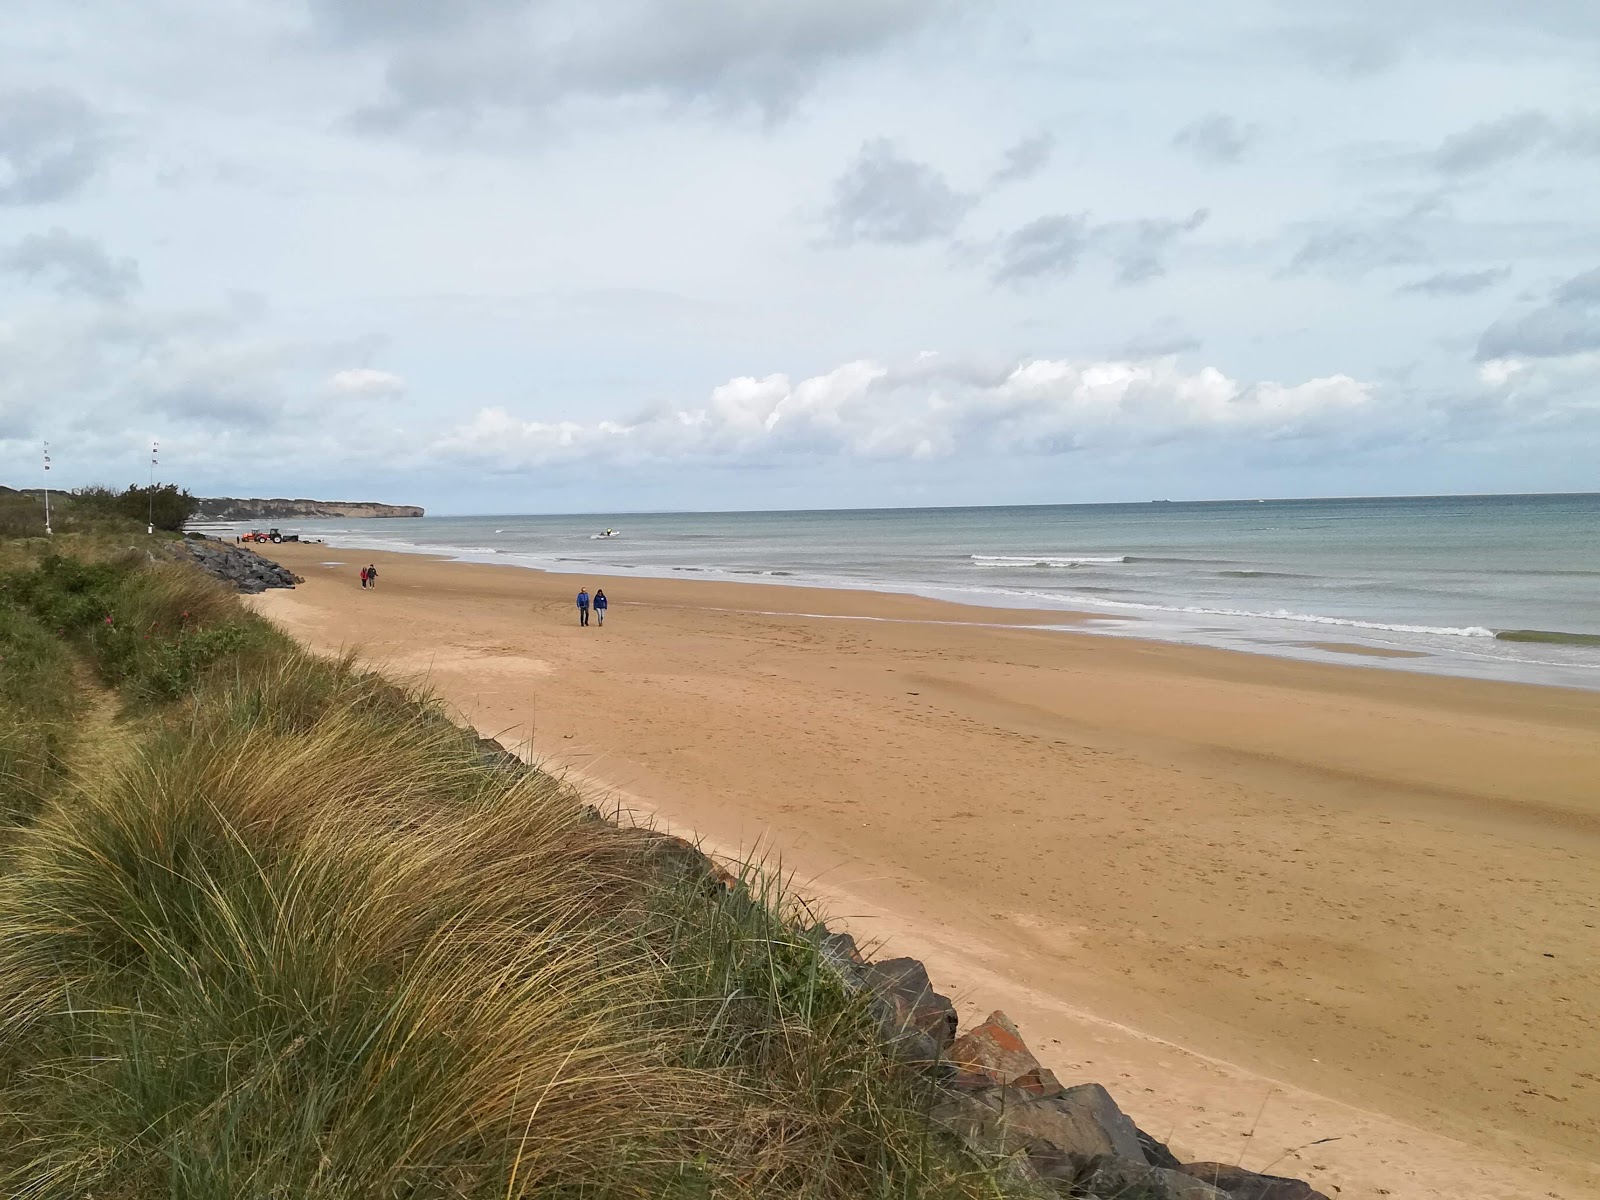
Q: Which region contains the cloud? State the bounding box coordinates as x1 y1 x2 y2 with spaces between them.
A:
2 229 139 301
1093 209 1209 284
432 354 1378 470
992 209 1206 287
1396 267 1510 296
1173 114 1259 165
0 88 111 204
1432 111 1555 174
1426 109 1600 175
990 133 1055 185
328 367 406 399
822 139 976 245
991 214 1090 284
1476 265 1600 359
312 0 945 129
1286 194 1447 277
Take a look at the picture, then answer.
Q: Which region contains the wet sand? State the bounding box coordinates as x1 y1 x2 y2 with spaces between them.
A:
250 543 1600 1200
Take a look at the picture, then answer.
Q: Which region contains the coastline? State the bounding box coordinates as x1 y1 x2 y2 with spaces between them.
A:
209 510 1600 691
249 542 1600 1200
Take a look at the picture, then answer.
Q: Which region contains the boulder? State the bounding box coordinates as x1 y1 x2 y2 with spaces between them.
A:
1177 1163 1331 1200
946 1010 1063 1095
855 956 958 1062
473 736 528 775
1137 1126 1184 1170
628 829 736 896
1072 1155 1230 1199
935 1080 1147 1165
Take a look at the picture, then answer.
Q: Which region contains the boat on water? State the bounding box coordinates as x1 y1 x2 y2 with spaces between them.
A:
590 528 619 539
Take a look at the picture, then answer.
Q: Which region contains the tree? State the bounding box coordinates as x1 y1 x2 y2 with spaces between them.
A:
73 483 198 532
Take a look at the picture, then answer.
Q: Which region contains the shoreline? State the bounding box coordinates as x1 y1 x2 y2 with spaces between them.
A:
219 525 1600 692
248 542 1600 1200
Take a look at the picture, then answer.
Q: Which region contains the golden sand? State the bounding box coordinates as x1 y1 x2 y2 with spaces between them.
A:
250 543 1600 1200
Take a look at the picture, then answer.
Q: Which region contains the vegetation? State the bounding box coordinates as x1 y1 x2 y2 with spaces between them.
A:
0 538 1026 1199
66 482 200 532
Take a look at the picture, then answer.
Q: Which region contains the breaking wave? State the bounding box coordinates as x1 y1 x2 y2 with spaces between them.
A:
971 554 1129 567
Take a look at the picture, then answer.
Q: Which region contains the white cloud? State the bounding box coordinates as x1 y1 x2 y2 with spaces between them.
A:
432 355 1378 471
328 367 406 399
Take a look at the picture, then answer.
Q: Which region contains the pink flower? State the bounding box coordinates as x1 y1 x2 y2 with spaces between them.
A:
104 615 114 625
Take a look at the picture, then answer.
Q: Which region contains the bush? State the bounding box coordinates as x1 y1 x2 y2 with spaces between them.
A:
72 483 198 533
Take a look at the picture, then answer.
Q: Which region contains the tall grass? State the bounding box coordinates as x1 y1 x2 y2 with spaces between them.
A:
0 615 1017 1198
0 605 81 831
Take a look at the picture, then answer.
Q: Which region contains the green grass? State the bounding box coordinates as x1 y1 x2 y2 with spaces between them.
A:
0 544 1027 1199
0 605 82 830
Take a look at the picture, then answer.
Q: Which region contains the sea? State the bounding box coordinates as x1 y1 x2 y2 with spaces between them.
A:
205 493 1600 691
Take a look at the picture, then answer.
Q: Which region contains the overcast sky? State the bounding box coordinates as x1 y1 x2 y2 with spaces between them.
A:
3 1 1598 513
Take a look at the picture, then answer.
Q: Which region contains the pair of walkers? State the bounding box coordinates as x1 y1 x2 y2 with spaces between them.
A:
358 564 378 590
575 588 607 627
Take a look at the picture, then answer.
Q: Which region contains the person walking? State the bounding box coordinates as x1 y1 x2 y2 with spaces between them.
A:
576 587 590 627
593 588 608 626
365 564 378 591
359 566 369 589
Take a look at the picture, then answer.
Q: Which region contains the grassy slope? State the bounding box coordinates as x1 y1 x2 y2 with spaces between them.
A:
0 537 1026 1199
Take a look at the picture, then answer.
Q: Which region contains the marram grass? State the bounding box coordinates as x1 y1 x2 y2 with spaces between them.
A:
0 549 1021 1199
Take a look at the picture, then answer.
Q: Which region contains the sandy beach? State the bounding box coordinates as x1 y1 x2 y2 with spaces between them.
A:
250 543 1600 1200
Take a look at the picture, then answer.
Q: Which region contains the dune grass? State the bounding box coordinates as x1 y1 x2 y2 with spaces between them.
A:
0 547 1022 1199
0 605 82 832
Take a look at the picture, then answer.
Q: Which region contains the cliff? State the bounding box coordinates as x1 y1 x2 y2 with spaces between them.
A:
193 497 424 520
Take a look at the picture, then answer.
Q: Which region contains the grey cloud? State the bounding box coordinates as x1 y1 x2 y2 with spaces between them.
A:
0 88 110 204
1477 265 1600 359
1119 326 1202 358
990 133 1054 185
1478 307 1600 359
1396 267 1510 297
992 207 1207 288
1433 111 1554 174
1286 195 1447 277
2 229 139 302
823 140 975 246
1553 266 1600 305
316 0 944 127
1093 209 1208 284
1173 114 1259 165
991 214 1089 284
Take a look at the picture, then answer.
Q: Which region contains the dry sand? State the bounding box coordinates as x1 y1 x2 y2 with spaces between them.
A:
251 543 1600 1200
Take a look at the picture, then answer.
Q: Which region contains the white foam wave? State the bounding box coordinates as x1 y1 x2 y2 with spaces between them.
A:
1065 594 1495 637
971 554 1129 567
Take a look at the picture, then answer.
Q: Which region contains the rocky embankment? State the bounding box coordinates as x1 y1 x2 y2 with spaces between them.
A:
181 537 301 594
193 496 423 520
475 735 1334 1200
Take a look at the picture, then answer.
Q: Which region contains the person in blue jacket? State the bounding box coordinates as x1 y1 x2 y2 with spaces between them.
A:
593 589 608 626
576 587 590 626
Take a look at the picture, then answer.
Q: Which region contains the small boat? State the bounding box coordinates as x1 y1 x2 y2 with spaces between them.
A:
590 528 619 539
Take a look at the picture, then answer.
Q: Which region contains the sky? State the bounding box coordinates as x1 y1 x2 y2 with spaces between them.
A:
2 1 1599 514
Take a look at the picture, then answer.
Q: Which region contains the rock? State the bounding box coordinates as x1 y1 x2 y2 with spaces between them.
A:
811 924 867 971
1072 1155 1230 1199
855 956 958 1062
933 1081 1146 1168
1177 1163 1331 1200
181 538 297 593
947 1010 1055 1092
473 736 528 775
1137 1126 1184 1170
628 829 736 896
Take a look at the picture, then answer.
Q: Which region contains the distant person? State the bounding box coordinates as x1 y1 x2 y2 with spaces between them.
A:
576 587 590 627
593 588 608 626
359 566 369 589
366 564 378 591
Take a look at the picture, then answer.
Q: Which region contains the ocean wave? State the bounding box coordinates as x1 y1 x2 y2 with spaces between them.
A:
970 554 1129 567
1065 594 1497 637
1217 570 1310 579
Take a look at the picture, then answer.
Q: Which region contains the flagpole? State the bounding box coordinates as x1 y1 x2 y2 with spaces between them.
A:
42 441 52 536
148 439 158 534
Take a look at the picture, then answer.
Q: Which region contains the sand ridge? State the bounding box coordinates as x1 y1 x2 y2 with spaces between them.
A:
250 544 1600 1200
